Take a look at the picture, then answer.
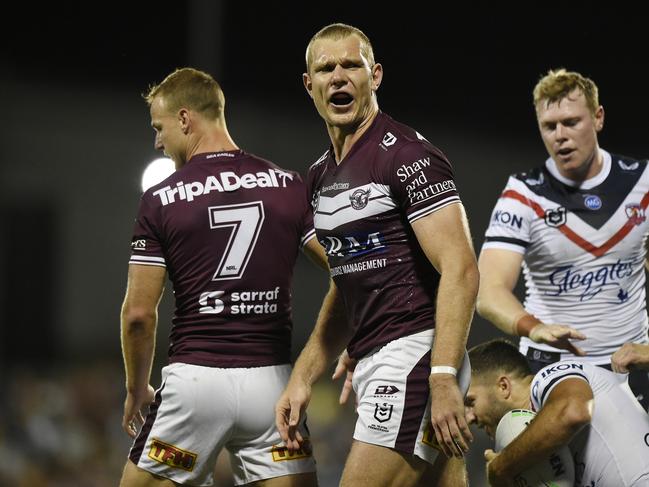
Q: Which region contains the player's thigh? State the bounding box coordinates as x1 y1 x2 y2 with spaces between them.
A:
340 440 428 487
245 472 318 487
228 365 316 486
119 459 179 487
418 454 467 487
128 363 234 486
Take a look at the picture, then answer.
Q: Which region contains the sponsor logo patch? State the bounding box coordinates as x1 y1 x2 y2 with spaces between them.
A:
148 438 197 471
618 159 640 171
382 132 397 147
583 194 602 210
374 385 399 395
131 238 146 251
270 441 312 462
421 423 442 451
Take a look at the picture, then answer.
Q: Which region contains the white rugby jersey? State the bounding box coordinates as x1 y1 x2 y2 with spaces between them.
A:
483 150 649 363
531 361 649 486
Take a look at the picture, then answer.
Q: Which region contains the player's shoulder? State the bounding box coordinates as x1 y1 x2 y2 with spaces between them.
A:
531 360 593 408
535 360 593 381
377 113 447 163
308 149 331 173
509 165 549 190
240 152 305 189
609 152 648 175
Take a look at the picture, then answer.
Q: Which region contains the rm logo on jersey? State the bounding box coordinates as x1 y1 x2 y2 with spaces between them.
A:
349 187 371 210
544 207 566 227
374 403 393 423
148 439 197 471
626 204 646 225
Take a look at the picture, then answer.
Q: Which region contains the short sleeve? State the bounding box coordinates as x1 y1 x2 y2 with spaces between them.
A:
530 361 590 411
129 195 166 268
386 142 461 224
482 176 535 254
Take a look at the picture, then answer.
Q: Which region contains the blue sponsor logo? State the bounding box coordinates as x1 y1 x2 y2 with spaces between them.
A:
540 362 584 379
547 259 634 301
584 194 602 210
492 210 523 229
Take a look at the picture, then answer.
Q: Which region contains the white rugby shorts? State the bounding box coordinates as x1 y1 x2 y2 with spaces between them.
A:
352 329 470 464
129 362 315 486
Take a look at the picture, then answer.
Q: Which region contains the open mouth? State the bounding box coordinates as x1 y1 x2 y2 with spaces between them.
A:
557 148 574 157
330 92 354 106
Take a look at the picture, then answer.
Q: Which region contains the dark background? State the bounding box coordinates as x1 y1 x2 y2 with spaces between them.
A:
1 2 647 485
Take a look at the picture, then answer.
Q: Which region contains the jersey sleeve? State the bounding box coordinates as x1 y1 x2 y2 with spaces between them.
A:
530 361 590 411
129 194 166 268
386 142 461 224
298 173 316 248
482 176 535 254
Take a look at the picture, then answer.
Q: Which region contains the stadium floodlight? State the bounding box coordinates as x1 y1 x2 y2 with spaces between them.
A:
141 157 175 192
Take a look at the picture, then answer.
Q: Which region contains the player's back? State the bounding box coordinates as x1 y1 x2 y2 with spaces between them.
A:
129 151 314 368
532 361 649 485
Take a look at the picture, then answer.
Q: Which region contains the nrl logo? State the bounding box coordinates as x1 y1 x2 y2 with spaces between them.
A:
374 403 393 423
349 187 371 210
544 207 566 228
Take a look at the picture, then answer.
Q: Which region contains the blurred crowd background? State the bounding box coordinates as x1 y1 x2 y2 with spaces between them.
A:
1 2 648 485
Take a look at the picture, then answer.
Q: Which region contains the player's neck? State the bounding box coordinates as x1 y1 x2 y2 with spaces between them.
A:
187 124 239 160
513 375 534 409
329 108 379 164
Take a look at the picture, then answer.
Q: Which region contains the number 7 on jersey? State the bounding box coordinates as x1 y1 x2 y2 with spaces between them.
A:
208 201 265 280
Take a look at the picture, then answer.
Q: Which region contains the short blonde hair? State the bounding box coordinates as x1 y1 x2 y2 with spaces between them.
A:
533 68 600 116
305 23 375 73
144 67 225 120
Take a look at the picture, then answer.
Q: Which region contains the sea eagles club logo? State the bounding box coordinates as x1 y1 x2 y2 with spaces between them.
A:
544 207 566 228
350 187 371 210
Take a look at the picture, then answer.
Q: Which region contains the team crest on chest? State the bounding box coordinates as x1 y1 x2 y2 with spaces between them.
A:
625 203 646 225
544 207 567 228
350 187 371 210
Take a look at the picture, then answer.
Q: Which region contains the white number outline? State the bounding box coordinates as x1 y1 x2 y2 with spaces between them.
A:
208 201 265 280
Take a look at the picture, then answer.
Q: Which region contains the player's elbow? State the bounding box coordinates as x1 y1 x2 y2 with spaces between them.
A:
121 303 157 334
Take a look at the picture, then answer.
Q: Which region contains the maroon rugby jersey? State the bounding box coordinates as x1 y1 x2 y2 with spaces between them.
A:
307 112 461 359
129 151 315 367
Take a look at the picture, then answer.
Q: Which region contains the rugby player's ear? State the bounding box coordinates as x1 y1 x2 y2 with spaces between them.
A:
594 105 604 132
497 375 513 400
178 108 191 135
303 72 314 99
371 63 383 92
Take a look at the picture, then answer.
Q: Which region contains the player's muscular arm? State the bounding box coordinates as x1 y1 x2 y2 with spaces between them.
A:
412 202 478 457
477 249 526 334
478 249 586 354
120 264 166 436
276 278 352 450
486 378 592 483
